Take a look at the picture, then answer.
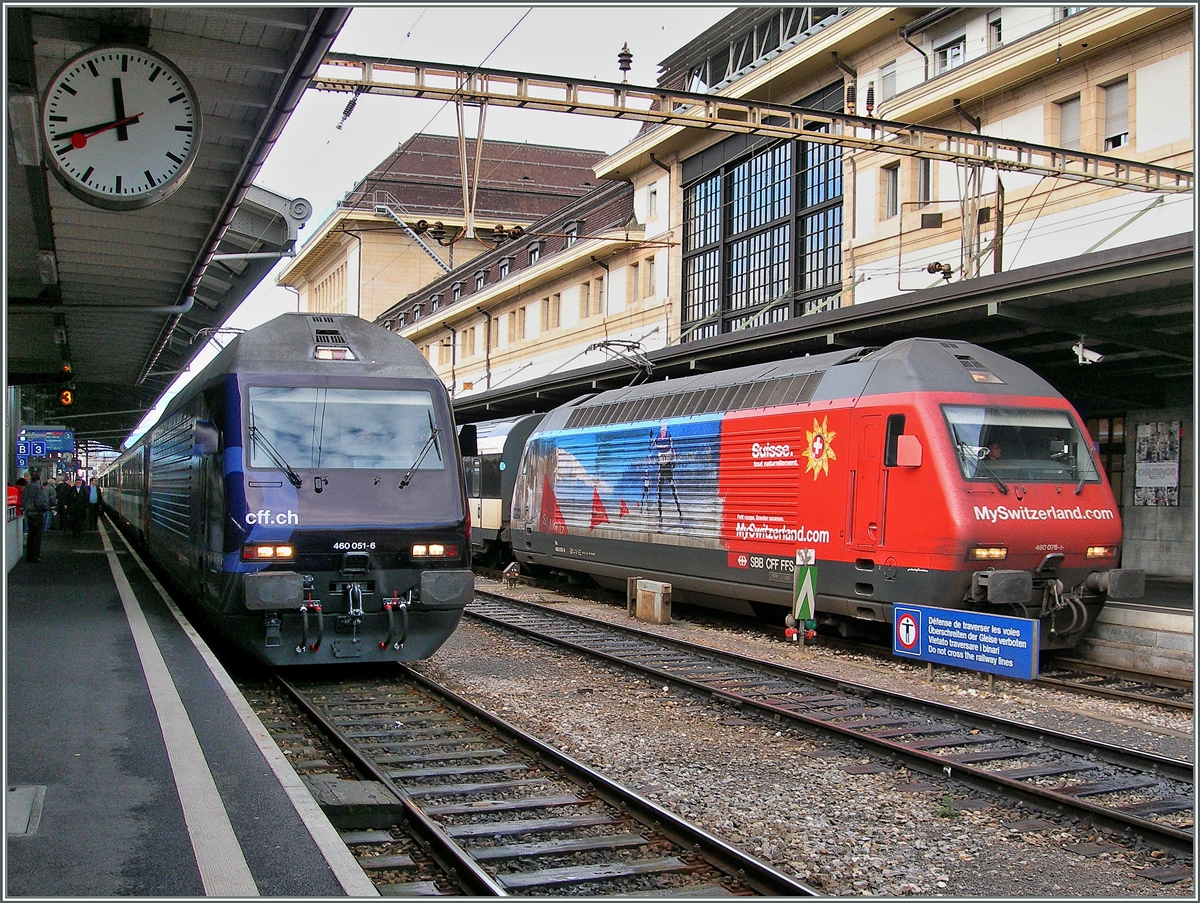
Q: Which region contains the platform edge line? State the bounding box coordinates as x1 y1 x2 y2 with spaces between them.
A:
108 522 379 897
99 524 259 896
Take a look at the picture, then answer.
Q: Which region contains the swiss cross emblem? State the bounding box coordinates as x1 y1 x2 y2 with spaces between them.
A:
802 417 837 480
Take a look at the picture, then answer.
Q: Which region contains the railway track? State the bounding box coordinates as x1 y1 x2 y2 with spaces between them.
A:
468 590 1194 854
1036 658 1194 711
482 570 1193 712
260 667 816 896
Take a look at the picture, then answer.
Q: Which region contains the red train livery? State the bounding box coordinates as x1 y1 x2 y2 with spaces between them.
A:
510 338 1143 649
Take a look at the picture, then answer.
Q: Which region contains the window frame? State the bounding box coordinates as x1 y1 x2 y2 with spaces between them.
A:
934 35 966 75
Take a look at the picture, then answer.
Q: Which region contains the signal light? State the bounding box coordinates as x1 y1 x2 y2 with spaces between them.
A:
1086 545 1118 559
411 543 458 559
58 388 75 406
242 544 296 561
967 546 1008 561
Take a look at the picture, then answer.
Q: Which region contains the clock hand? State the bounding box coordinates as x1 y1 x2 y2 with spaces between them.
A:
53 113 144 150
112 77 130 141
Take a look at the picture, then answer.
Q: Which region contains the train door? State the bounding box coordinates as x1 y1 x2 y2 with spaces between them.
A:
196 416 224 607
849 414 885 551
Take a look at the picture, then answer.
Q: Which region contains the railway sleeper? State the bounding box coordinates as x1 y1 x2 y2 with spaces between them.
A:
494 856 697 890
444 813 622 838
468 833 652 861
423 794 590 816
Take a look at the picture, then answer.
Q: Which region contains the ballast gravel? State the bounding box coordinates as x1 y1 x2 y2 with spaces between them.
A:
410 581 1194 897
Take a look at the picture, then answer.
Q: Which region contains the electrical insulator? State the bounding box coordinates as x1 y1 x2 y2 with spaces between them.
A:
617 43 633 82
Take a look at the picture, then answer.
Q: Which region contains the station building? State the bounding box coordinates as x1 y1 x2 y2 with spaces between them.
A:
297 7 1194 579
276 134 606 323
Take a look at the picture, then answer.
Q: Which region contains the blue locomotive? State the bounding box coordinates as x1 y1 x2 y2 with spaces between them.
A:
100 313 473 666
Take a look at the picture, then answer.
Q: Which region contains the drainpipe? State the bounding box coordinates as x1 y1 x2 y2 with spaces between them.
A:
478 307 492 390
899 28 929 80
442 322 457 395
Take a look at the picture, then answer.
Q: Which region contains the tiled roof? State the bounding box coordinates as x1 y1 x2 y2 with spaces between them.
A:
341 133 607 219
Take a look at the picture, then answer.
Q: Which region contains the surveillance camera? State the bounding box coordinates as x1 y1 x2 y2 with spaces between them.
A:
1072 342 1103 365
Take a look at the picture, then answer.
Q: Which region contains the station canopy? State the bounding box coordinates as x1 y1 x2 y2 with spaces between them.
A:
6 6 350 449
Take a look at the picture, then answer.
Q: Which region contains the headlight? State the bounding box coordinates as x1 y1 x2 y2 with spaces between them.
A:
1086 545 1119 559
968 546 1008 561
243 544 295 561
411 543 458 558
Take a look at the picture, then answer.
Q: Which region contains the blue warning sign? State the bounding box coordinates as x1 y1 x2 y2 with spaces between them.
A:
892 604 1039 681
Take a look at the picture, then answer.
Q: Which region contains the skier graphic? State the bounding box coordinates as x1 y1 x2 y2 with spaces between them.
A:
650 422 683 529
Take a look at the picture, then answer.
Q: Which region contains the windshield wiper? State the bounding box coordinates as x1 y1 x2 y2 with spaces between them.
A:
249 425 303 488
960 442 1008 494
399 412 441 489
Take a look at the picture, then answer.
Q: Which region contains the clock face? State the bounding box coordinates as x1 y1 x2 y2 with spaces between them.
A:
40 44 202 211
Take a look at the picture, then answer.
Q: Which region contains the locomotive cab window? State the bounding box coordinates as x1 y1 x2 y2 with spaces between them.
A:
943 406 1101 484
247 386 444 472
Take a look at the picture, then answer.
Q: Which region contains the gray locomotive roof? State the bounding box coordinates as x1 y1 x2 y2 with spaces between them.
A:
160 313 440 423
220 313 433 376
539 338 1061 432
193 313 435 382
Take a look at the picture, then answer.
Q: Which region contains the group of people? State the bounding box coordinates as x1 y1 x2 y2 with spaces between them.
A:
14 471 102 564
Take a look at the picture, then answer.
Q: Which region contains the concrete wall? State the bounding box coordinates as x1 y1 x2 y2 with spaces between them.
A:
1121 407 1194 578
1078 603 1193 681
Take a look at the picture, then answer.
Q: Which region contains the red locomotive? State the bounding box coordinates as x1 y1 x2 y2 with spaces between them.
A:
509 338 1143 649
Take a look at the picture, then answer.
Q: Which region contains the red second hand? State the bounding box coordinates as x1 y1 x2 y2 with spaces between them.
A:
70 113 143 149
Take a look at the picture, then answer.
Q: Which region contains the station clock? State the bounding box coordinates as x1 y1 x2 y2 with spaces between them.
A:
40 44 202 210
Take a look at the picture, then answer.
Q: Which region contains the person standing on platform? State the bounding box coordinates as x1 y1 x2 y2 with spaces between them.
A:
14 477 27 519
21 471 48 563
44 480 57 532
69 477 87 534
86 478 102 530
57 477 74 532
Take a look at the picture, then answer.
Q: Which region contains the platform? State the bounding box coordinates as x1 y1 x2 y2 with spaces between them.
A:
4 522 377 897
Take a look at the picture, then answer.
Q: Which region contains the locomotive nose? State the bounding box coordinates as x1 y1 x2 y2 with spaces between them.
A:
340 551 371 576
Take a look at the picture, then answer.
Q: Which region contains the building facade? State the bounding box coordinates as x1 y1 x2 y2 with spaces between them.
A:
379 6 1192 577
277 134 608 323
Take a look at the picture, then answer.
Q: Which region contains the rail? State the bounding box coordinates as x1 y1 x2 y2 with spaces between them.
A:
468 590 1194 853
